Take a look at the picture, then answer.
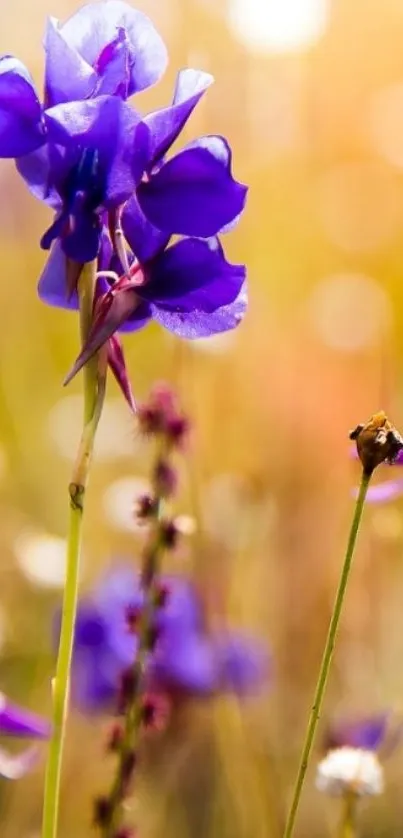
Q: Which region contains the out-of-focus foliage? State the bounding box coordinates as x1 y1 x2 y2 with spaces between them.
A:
1 0 403 836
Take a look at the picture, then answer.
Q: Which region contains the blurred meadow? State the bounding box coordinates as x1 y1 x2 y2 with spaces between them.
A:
2 0 403 835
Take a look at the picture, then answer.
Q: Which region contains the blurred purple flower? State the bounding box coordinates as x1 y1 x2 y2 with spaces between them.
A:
351 444 403 503
0 692 50 779
324 713 390 753
66 567 268 713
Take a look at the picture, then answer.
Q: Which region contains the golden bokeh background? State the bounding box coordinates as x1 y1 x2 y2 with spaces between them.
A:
1 0 403 835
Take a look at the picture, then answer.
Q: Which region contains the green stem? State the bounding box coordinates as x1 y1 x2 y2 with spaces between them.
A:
338 793 357 838
42 260 105 838
283 469 371 838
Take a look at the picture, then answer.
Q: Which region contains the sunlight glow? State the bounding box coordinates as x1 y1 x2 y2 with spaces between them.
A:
228 0 330 53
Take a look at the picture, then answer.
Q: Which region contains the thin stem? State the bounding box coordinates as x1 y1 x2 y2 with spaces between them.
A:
101 481 166 837
283 469 372 838
338 793 357 838
42 260 105 838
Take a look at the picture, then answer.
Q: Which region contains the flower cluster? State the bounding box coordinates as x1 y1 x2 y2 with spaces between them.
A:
69 566 267 714
0 1 248 403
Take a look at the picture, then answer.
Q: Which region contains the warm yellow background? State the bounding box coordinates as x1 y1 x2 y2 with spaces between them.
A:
0 0 402 835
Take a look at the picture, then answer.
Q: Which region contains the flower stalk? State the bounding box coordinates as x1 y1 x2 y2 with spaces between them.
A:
100 490 165 838
282 468 371 838
42 260 106 838
96 386 188 838
338 792 357 838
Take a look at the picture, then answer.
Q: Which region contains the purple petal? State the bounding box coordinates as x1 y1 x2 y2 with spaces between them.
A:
38 241 79 309
41 208 101 263
117 300 152 333
137 136 247 237
353 479 403 504
393 448 403 465
152 281 247 338
142 237 245 312
107 336 136 412
216 633 268 695
0 694 50 739
152 634 217 696
145 69 214 163
0 57 44 157
44 17 96 106
325 714 390 752
64 217 101 262
44 97 149 203
60 0 168 96
0 745 41 779
94 29 133 97
121 194 170 263
16 145 62 209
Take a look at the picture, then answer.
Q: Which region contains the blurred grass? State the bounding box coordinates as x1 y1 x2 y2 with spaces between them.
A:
1 0 403 836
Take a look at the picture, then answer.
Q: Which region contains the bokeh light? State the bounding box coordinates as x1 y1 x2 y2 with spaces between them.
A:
228 0 330 53
307 273 392 351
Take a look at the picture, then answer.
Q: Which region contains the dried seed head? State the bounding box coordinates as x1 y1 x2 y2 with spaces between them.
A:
153 459 178 498
165 414 190 449
93 796 112 827
125 603 141 634
350 411 403 475
107 722 124 753
117 668 139 714
159 518 180 549
120 750 137 785
140 694 170 731
134 493 157 523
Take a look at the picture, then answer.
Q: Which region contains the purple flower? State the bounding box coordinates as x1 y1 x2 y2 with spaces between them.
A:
66 567 268 713
324 714 390 753
351 446 403 504
0 3 248 382
17 98 150 262
0 693 50 779
0 0 166 260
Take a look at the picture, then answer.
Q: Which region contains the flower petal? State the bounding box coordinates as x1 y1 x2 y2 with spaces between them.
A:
151 281 247 338
38 241 80 309
0 745 41 779
44 17 96 106
216 633 268 695
324 714 391 752
0 57 44 157
145 69 214 163
151 634 217 696
142 237 245 312
137 136 247 237
121 194 170 263
44 96 149 203
359 479 403 504
60 0 168 95
16 145 62 209
0 693 50 739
